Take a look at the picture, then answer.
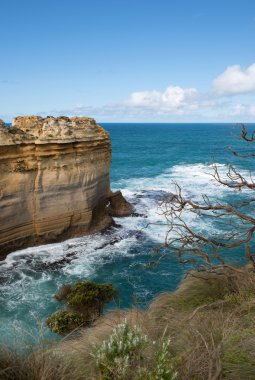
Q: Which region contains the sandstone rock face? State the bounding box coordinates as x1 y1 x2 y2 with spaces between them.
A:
108 191 134 217
0 116 113 259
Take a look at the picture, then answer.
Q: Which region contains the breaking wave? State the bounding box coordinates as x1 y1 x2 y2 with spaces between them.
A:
0 162 251 344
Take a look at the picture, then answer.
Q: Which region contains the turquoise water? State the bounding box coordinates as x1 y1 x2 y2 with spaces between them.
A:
0 123 255 344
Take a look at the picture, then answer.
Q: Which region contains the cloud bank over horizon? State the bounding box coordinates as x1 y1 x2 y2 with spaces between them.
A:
42 63 255 123
2 63 255 123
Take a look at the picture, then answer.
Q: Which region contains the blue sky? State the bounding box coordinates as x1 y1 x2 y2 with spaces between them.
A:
1 0 255 122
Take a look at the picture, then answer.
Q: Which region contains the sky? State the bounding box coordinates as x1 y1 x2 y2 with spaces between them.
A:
1 0 255 122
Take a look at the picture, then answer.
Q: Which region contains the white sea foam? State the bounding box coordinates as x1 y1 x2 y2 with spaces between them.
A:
0 162 252 343
1 162 249 271
115 162 253 198
113 162 251 241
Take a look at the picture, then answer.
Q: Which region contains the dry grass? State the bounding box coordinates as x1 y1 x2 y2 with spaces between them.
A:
0 344 74 380
1 269 255 379
145 269 255 379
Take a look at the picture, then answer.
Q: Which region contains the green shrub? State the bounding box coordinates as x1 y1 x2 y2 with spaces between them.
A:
47 281 118 336
91 319 178 380
45 310 85 336
67 281 118 315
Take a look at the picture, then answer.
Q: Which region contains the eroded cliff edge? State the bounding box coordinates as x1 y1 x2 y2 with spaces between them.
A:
0 116 132 259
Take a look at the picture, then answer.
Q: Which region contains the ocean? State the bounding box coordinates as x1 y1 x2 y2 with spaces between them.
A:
0 122 255 344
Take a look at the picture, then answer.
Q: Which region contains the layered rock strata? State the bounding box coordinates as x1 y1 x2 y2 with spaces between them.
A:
0 116 130 259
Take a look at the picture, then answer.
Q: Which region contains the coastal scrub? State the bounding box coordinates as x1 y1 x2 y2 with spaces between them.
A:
91 319 178 380
46 281 118 335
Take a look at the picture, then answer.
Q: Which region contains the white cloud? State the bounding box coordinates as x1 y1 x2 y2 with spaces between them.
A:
41 85 228 121
125 86 201 114
230 103 255 116
36 67 255 122
213 63 255 95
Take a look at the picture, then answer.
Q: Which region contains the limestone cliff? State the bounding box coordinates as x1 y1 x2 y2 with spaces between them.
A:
0 116 116 259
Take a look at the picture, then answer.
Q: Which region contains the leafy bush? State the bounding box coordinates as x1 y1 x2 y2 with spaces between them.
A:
67 282 118 315
91 319 178 380
45 310 85 335
47 281 118 336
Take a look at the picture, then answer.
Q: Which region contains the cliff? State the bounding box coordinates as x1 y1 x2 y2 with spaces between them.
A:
0 116 131 259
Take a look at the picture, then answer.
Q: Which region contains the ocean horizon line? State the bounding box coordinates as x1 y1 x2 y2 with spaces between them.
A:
3 120 255 126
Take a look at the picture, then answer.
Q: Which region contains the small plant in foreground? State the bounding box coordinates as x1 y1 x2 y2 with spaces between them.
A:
91 319 178 380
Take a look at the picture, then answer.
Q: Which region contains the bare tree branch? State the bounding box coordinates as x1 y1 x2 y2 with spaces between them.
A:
153 125 255 273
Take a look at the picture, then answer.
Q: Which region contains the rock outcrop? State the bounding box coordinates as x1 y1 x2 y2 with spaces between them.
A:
107 191 133 217
0 116 124 259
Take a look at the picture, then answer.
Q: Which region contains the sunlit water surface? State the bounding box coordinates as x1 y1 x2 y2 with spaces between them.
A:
1 123 255 344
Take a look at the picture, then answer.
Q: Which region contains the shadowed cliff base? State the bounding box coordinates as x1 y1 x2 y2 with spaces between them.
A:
0 116 133 260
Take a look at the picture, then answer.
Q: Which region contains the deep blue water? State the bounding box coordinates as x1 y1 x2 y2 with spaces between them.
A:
0 123 255 345
107 123 255 180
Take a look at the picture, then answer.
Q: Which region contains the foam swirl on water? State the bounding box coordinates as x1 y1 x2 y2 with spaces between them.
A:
0 163 251 344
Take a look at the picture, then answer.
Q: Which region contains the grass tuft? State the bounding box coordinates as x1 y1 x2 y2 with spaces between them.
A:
1 269 255 379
